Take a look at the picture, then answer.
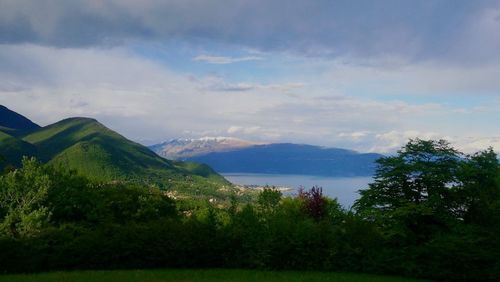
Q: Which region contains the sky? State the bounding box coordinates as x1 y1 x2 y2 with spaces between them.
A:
0 0 499 153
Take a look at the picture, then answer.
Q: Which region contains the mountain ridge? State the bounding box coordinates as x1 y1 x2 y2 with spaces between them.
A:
150 139 383 177
0 105 40 137
0 106 228 188
150 136 260 159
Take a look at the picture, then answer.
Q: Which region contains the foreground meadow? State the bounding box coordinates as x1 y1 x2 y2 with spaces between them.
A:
0 269 429 282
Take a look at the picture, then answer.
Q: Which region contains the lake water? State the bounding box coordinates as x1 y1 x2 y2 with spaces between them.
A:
222 173 373 208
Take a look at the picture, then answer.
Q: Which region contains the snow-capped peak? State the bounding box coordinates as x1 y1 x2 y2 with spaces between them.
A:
150 137 262 160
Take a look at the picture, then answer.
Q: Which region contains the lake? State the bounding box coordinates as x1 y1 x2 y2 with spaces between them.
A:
222 173 373 208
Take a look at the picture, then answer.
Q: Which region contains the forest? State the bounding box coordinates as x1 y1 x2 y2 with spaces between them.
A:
1 139 499 281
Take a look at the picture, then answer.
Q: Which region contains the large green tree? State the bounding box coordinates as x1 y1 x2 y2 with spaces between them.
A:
0 157 51 237
355 139 463 242
456 148 500 227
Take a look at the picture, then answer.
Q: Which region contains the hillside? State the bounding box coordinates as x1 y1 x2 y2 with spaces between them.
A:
0 131 37 168
150 137 258 159
22 117 227 186
184 143 383 177
0 105 40 136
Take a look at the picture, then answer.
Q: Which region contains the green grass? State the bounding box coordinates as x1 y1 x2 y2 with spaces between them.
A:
0 269 429 282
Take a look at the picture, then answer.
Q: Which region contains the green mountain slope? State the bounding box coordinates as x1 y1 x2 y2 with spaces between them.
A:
0 131 37 168
23 118 228 186
0 107 234 201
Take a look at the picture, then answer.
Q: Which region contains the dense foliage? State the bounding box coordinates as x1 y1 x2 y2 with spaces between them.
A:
0 269 428 282
0 139 499 281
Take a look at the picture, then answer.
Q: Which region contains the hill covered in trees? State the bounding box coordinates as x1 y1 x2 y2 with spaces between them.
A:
0 106 230 199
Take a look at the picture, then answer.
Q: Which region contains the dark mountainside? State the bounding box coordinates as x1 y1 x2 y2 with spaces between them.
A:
0 106 40 167
0 131 38 167
183 143 382 176
0 105 40 136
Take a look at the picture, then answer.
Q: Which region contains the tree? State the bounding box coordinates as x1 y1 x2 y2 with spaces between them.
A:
298 186 328 221
0 157 51 237
456 148 500 226
0 154 15 175
354 139 462 242
257 186 282 214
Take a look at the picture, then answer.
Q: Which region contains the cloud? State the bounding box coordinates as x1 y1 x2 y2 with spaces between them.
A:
448 4 500 65
200 78 256 92
226 126 242 134
456 136 500 153
0 44 297 143
338 131 370 141
0 1 499 64
0 0 499 159
196 75 304 93
193 55 263 64
335 130 500 154
0 44 498 154
370 130 444 153
285 56 500 98
227 125 261 135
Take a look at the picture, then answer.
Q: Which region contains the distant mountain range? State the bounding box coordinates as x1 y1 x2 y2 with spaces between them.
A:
150 137 259 159
0 105 227 188
150 138 383 177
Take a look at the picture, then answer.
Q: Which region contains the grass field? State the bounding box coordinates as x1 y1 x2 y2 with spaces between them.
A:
0 269 429 282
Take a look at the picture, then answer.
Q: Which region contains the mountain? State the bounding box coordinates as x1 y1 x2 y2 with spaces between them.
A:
0 106 228 192
0 105 39 167
150 137 259 159
0 131 37 167
153 142 384 177
21 117 227 185
0 105 40 136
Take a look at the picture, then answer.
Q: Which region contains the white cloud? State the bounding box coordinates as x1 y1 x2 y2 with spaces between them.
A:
370 130 444 153
0 44 310 145
455 136 500 153
338 131 370 141
227 125 261 135
350 131 500 154
193 55 263 64
196 75 304 93
198 76 256 92
227 126 243 134
1 44 499 154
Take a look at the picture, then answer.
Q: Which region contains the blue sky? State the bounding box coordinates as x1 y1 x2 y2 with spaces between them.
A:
0 0 499 152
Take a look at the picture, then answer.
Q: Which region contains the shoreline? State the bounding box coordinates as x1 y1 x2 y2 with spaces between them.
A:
235 184 293 192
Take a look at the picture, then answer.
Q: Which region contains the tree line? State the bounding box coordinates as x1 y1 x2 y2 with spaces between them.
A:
0 139 499 281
